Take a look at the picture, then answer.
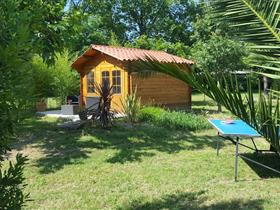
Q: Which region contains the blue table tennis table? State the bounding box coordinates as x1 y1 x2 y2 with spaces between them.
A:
209 119 280 181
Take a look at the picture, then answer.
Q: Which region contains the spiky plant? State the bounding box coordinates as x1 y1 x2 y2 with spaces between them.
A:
121 88 141 124
91 80 115 128
212 0 280 80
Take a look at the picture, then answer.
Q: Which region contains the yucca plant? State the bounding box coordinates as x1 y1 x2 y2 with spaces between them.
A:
91 80 115 128
121 88 141 124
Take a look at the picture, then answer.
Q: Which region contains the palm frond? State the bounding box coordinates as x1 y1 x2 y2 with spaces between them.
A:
132 60 280 151
212 0 280 76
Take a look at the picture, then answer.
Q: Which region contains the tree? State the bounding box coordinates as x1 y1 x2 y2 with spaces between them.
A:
191 36 246 74
191 36 247 111
32 51 80 103
64 7 112 54
191 2 236 43
114 0 171 39
65 0 202 51
114 0 201 44
0 1 33 207
0 0 69 207
51 51 80 103
125 35 190 58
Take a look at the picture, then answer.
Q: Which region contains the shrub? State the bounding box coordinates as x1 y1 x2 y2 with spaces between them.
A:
122 89 141 124
0 154 29 209
139 107 211 131
31 51 79 103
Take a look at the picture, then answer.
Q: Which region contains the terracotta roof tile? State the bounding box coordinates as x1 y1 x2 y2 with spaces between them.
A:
91 44 194 64
71 44 194 71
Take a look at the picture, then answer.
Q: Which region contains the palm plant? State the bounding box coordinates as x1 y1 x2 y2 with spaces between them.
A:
212 0 280 80
132 60 280 151
210 0 280 148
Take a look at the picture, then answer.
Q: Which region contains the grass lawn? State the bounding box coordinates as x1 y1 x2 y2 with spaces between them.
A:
11 94 280 209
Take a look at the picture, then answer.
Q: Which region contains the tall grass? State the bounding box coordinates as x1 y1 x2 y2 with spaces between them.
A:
121 89 141 124
139 107 211 131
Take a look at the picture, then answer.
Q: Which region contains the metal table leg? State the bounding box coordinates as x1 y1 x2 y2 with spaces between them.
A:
234 137 239 182
217 140 219 156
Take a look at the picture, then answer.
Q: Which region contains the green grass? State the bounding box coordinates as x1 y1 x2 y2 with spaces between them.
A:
9 93 280 209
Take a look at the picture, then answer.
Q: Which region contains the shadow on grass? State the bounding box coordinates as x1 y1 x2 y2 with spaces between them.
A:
120 191 264 210
241 153 280 179
192 99 215 107
90 124 221 164
17 117 223 174
16 117 95 174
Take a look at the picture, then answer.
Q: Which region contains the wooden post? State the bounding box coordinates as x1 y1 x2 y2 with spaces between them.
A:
128 72 132 95
80 74 86 107
187 85 192 110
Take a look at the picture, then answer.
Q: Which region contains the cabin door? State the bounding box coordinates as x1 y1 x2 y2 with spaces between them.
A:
99 67 124 111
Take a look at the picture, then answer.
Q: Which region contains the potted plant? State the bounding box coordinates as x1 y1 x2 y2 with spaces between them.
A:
36 98 47 112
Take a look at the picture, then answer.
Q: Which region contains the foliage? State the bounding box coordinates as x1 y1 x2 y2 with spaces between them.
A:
139 107 211 131
191 35 248 111
191 2 237 43
122 89 141 124
31 51 79 103
64 8 111 54
0 0 37 207
0 154 29 209
51 51 80 103
212 0 280 80
91 81 115 128
125 35 190 58
0 0 70 207
65 0 202 52
191 36 247 73
31 56 55 98
3 0 68 64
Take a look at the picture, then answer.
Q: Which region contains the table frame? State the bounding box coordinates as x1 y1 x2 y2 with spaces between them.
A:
216 132 280 181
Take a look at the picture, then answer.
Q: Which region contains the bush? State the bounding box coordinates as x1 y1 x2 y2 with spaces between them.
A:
139 107 211 131
31 51 79 103
0 154 29 209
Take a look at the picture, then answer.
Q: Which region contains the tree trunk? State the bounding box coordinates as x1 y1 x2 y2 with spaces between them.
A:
263 76 269 96
217 103 222 112
263 76 272 97
217 80 222 112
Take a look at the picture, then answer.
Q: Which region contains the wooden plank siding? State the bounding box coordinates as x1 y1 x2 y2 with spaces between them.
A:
78 52 192 112
131 73 191 107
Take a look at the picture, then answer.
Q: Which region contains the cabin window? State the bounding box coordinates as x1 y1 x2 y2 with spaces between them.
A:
87 71 94 93
101 71 110 85
112 70 121 94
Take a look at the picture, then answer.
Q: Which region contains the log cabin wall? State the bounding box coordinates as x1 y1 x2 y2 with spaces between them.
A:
78 52 192 111
131 73 192 108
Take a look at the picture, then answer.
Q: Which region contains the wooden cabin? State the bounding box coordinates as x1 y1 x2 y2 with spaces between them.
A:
71 44 194 111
